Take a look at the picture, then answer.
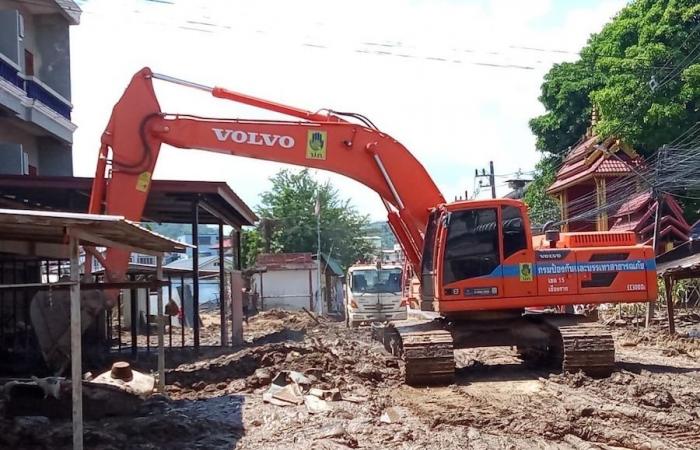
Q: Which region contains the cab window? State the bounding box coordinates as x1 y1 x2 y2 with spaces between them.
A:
502 205 528 259
420 211 439 300
443 208 499 284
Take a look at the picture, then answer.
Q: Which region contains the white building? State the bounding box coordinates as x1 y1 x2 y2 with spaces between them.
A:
250 253 343 314
176 229 220 259
382 243 405 265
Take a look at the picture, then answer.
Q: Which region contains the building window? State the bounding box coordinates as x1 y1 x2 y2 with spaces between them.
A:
137 256 155 265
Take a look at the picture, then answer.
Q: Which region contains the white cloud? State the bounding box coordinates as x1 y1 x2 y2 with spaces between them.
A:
71 0 628 221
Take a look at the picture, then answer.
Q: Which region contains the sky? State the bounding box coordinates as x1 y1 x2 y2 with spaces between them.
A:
70 0 628 222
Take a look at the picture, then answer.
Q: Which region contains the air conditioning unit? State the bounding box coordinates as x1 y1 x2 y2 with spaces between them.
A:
0 143 29 175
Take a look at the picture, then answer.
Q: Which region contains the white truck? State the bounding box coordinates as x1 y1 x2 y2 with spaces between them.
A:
345 263 407 327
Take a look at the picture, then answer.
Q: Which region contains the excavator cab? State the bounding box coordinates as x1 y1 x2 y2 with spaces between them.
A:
420 199 536 315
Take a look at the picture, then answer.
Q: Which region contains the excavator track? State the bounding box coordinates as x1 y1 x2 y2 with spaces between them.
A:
551 322 616 377
375 321 455 386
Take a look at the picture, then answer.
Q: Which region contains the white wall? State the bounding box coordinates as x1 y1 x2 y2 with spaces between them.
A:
252 268 320 311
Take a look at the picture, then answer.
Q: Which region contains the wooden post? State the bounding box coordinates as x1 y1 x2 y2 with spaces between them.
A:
218 221 227 346
69 235 83 450
664 276 675 335
230 271 243 345
156 255 165 393
192 199 200 349
259 272 264 311
308 269 313 310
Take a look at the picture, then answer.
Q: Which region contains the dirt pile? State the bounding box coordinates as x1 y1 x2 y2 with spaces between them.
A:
167 310 401 401
244 309 319 341
616 327 700 359
166 316 401 398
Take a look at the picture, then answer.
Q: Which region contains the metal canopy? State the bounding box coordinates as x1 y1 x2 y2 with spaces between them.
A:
656 240 700 279
0 208 190 258
0 175 257 228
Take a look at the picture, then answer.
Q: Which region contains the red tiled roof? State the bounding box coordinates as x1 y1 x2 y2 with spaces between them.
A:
568 135 599 160
665 195 690 228
596 158 636 173
211 238 233 250
548 157 604 192
255 253 316 270
610 217 642 232
611 191 651 217
656 225 690 242
549 151 644 194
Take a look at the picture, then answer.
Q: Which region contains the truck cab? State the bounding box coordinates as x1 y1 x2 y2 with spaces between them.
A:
345 263 406 327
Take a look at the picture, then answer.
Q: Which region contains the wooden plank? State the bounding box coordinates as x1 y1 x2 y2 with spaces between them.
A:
0 281 168 291
0 281 76 290
665 276 676 335
68 227 164 257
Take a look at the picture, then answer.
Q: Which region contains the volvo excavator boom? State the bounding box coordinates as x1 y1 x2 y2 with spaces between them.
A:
88 67 443 289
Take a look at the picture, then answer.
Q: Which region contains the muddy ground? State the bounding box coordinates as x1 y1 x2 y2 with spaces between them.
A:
2 309 700 449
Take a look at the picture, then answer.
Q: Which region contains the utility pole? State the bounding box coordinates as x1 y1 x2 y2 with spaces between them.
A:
475 161 496 199
315 190 322 315
646 146 667 328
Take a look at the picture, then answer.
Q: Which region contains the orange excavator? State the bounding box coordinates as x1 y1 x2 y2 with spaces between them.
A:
87 68 658 384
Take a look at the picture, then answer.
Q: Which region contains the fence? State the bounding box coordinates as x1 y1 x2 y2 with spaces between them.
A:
1 259 230 376
105 272 230 354
0 257 68 374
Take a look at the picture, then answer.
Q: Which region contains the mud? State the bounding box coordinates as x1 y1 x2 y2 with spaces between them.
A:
2 309 700 449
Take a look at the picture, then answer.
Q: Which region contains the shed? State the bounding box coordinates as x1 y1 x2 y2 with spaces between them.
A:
251 253 317 311
0 208 188 450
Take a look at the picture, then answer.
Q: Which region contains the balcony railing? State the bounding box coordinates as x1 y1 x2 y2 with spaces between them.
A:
0 57 72 120
0 55 23 90
25 79 72 119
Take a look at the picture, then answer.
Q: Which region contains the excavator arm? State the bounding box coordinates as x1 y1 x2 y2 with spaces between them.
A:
89 67 445 288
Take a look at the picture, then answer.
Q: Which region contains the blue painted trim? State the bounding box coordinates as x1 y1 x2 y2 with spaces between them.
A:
485 259 656 279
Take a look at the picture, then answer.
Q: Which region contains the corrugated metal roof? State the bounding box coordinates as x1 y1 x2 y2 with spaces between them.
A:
656 240 700 276
164 254 231 273
0 208 190 255
255 253 316 270
319 253 343 276
0 175 257 227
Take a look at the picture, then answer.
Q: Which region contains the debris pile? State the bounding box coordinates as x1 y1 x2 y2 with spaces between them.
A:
166 311 401 401
3 309 700 449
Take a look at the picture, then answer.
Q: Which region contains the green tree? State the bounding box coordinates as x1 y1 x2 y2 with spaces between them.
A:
530 0 700 157
253 169 373 270
523 157 561 226
240 228 264 269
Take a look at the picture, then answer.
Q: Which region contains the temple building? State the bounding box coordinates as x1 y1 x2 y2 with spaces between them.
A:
547 131 689 254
